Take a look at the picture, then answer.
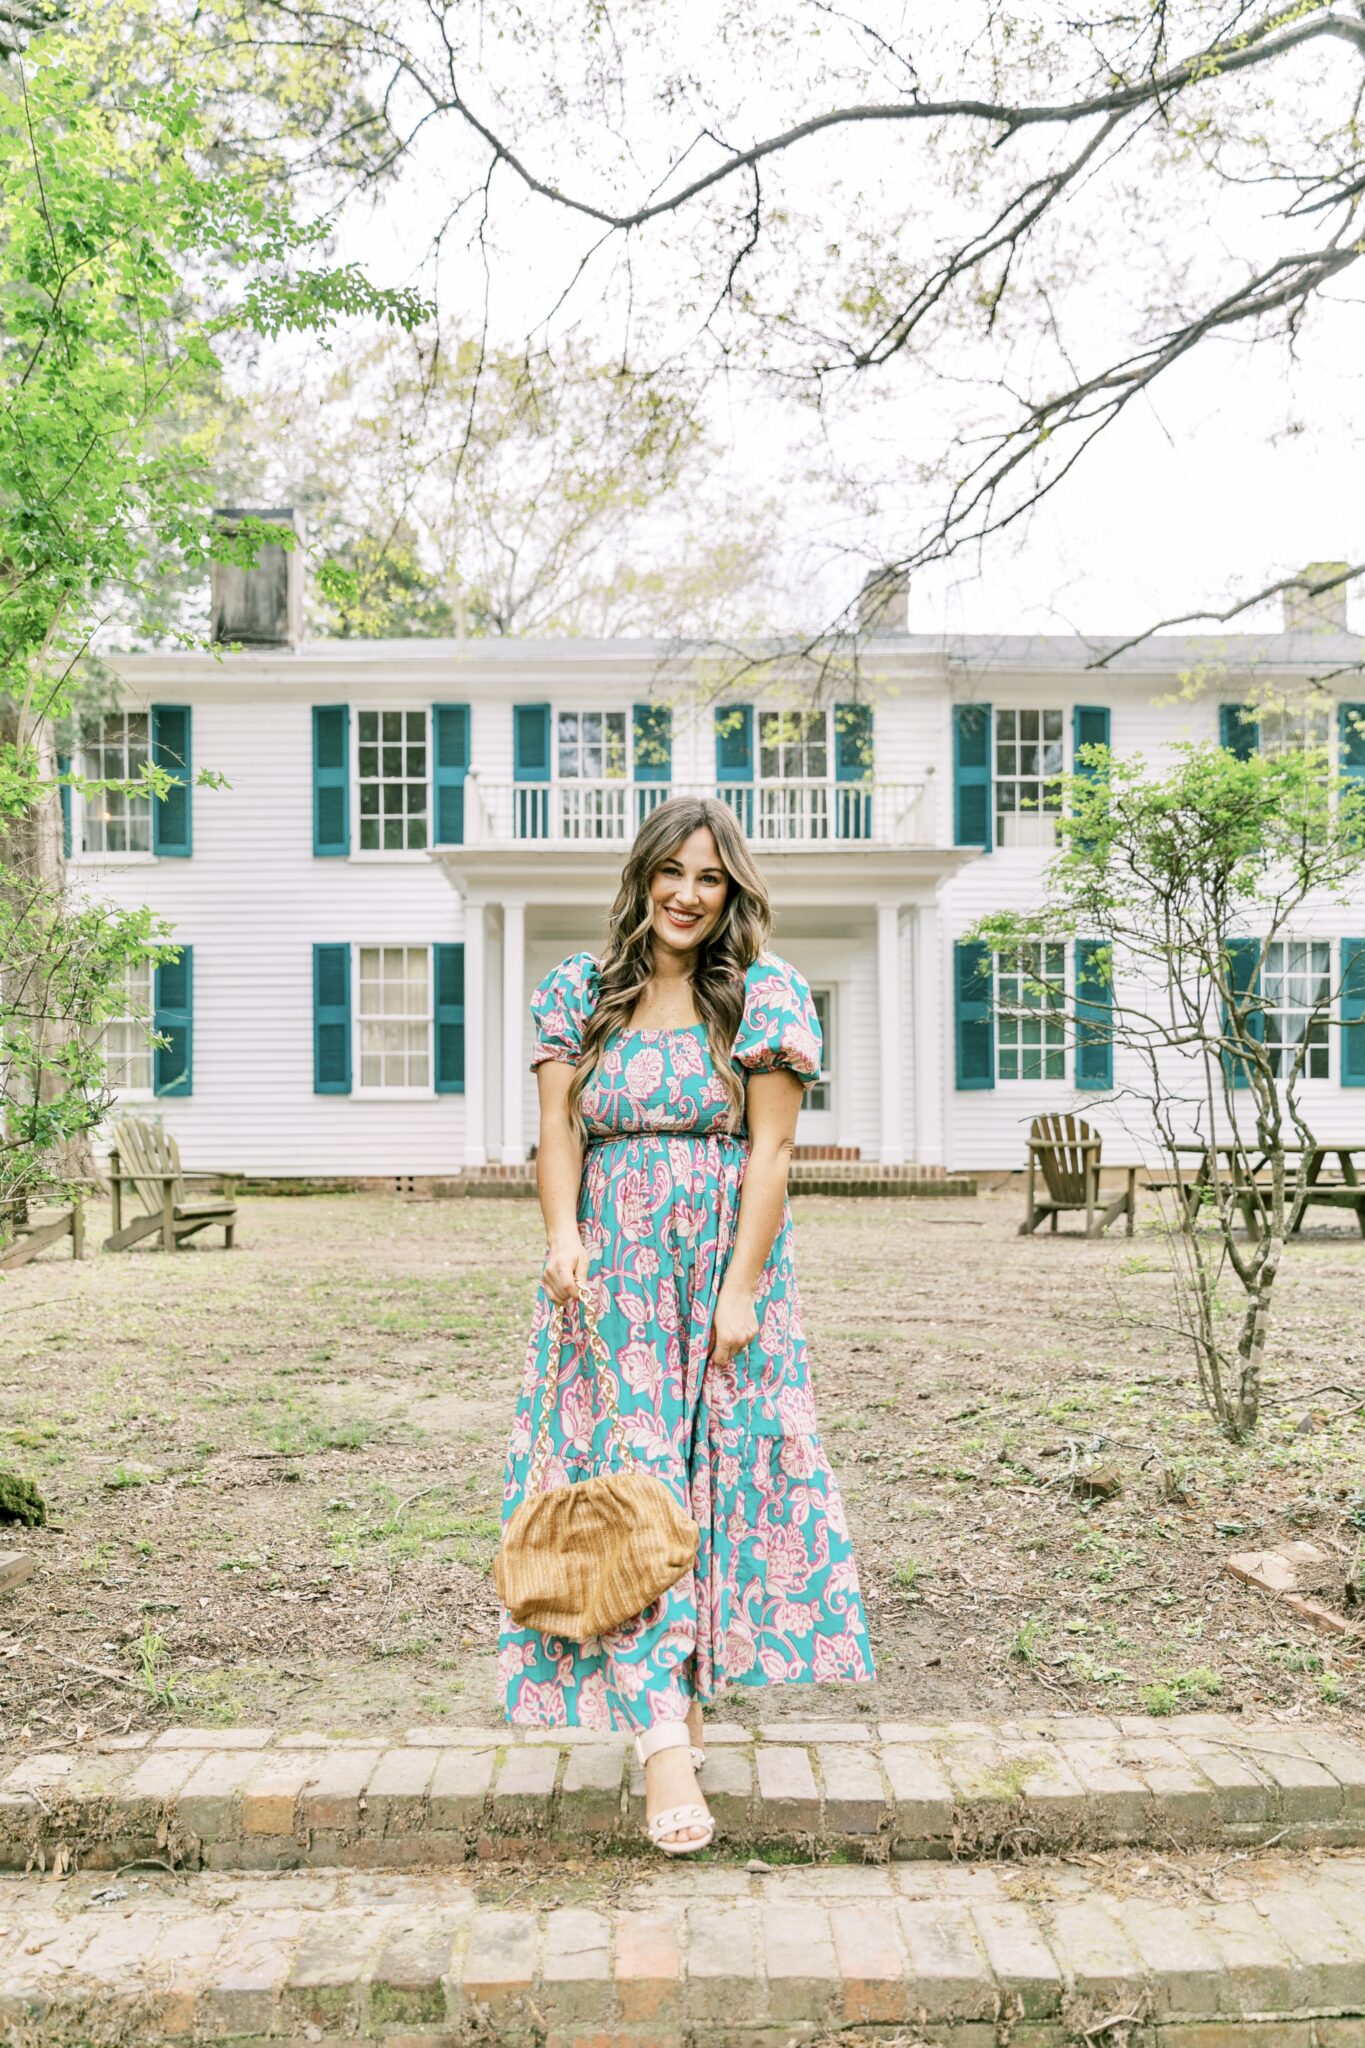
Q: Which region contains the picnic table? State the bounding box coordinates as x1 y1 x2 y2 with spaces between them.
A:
1169 1142 1365 1237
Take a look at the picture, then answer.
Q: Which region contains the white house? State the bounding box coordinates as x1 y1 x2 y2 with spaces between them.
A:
67 527 1365 1175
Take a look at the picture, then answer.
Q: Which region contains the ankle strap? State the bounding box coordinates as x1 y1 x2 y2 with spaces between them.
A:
635 1720 691 1765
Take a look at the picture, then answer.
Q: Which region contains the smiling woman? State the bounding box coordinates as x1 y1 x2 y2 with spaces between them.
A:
495 795 874 1856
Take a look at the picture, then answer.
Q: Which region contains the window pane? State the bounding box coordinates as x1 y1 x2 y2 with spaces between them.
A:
79 712 153 855
356 709 428 854
996 943 1066 1082
356 946 431 1089
995 707 1062 844
1264 938 1330 1079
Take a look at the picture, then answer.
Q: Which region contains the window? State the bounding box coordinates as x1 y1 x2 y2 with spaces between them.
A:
995 709 1063 848
1260 704 1332 759
807 987 833 1113
759 710 828 782
103 961 153 1092
1263 940 1331 1079
81 713 152 854
757 709 830 840
997 943 1067 1081
557 710 626 780
357 711 427 851
357 946 430 1088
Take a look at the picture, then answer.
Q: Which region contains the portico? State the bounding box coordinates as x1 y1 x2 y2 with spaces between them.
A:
432 845 977 1169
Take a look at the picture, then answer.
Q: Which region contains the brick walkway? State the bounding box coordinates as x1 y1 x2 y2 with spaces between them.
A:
3 1850 1364 2043
4 1714 1363 1875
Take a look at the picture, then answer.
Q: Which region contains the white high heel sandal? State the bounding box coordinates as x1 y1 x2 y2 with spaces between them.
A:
635 1722 714 1857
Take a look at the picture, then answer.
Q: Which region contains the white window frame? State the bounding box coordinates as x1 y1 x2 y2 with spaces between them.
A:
101 959 155 1099
994 707 1066 850
754 704 834 842
73 711 156 864
1258 704 1333 760
352 942 434 1098
351 707 431 861
756 705 832 786
803 984 836 1119
1262 937 1333 1083
996 942 1069 1084
555 708 629 782
548 704 636 842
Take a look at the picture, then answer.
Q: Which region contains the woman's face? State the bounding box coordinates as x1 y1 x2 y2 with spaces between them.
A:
649 827 730 961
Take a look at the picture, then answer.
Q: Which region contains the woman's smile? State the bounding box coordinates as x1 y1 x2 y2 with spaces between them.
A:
648 826 730 954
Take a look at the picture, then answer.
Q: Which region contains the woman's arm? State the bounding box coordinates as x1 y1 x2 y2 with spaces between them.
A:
709 1068 805 1366
536 1063 589 1303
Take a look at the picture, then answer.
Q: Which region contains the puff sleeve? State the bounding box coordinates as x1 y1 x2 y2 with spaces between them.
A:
529 953 600 1070
732 954 823 1087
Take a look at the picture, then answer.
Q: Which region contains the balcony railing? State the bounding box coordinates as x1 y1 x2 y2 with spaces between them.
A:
462 776 933 848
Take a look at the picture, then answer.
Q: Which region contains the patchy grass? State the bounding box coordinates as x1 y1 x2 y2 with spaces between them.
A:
0 1188 1361 1751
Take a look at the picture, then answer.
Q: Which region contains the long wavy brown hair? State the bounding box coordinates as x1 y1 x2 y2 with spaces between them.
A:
567 797 773 1137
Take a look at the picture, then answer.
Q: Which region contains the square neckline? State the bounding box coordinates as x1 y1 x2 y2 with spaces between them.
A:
616 1022 709 1041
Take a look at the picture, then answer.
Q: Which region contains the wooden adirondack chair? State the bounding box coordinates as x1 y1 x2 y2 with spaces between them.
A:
0 1187 87 1270
104 1119 238 1253
1020 1114 1137 1238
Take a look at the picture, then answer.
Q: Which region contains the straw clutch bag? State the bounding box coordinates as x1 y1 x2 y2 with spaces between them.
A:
493 1291 699 1641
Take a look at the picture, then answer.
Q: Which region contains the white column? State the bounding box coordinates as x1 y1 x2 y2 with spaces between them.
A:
876 901 905 1167
913 901 946 1167
501 900 527 1165
463 901 487 1168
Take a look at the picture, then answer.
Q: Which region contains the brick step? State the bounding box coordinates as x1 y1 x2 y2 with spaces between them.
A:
4 1847 1364 2044
4 1715 1364 1878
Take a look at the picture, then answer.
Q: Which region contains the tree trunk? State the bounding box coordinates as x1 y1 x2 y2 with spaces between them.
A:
0 694 97 1201
1231 1245 1281 1439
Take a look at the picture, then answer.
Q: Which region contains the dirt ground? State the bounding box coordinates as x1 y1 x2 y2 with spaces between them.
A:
0 1189 1361 1752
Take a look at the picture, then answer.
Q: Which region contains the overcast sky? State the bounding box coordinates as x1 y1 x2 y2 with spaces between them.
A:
267 7 1362 644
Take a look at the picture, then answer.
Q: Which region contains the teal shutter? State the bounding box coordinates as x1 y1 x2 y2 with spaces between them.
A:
313 706 349 856
56 751 72 859
835 702 873 840
632 703 672 782
1220 704 1258 760
1223 936 1264 1090
152 705 192 857
714 704 753 832
434 943 465 1094
632 701 672 830
1342 939 1365 1088
313 944 351 1094
1072 705 1110 774
953 704 992 849
432 704 470 846
1340 704 1365 834
1075 939 1113 1091
954 940 994 1090
513 703 550 840
153 947 193 1097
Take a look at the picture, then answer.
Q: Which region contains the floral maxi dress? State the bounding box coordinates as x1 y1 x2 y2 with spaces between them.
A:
498 951 875 1732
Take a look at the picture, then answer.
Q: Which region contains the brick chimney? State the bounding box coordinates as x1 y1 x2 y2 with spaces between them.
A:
857 565 909 634
1283 560 1350 634
211 507 303 647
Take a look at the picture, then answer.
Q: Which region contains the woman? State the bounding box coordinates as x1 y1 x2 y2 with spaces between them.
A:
497 795 874 1855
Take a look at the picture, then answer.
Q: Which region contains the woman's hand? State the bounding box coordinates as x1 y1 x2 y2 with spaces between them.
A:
709 1277 759 1367
542 1235 589 1305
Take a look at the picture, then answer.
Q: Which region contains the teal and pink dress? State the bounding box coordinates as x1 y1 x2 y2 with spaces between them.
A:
498 949 874 1731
